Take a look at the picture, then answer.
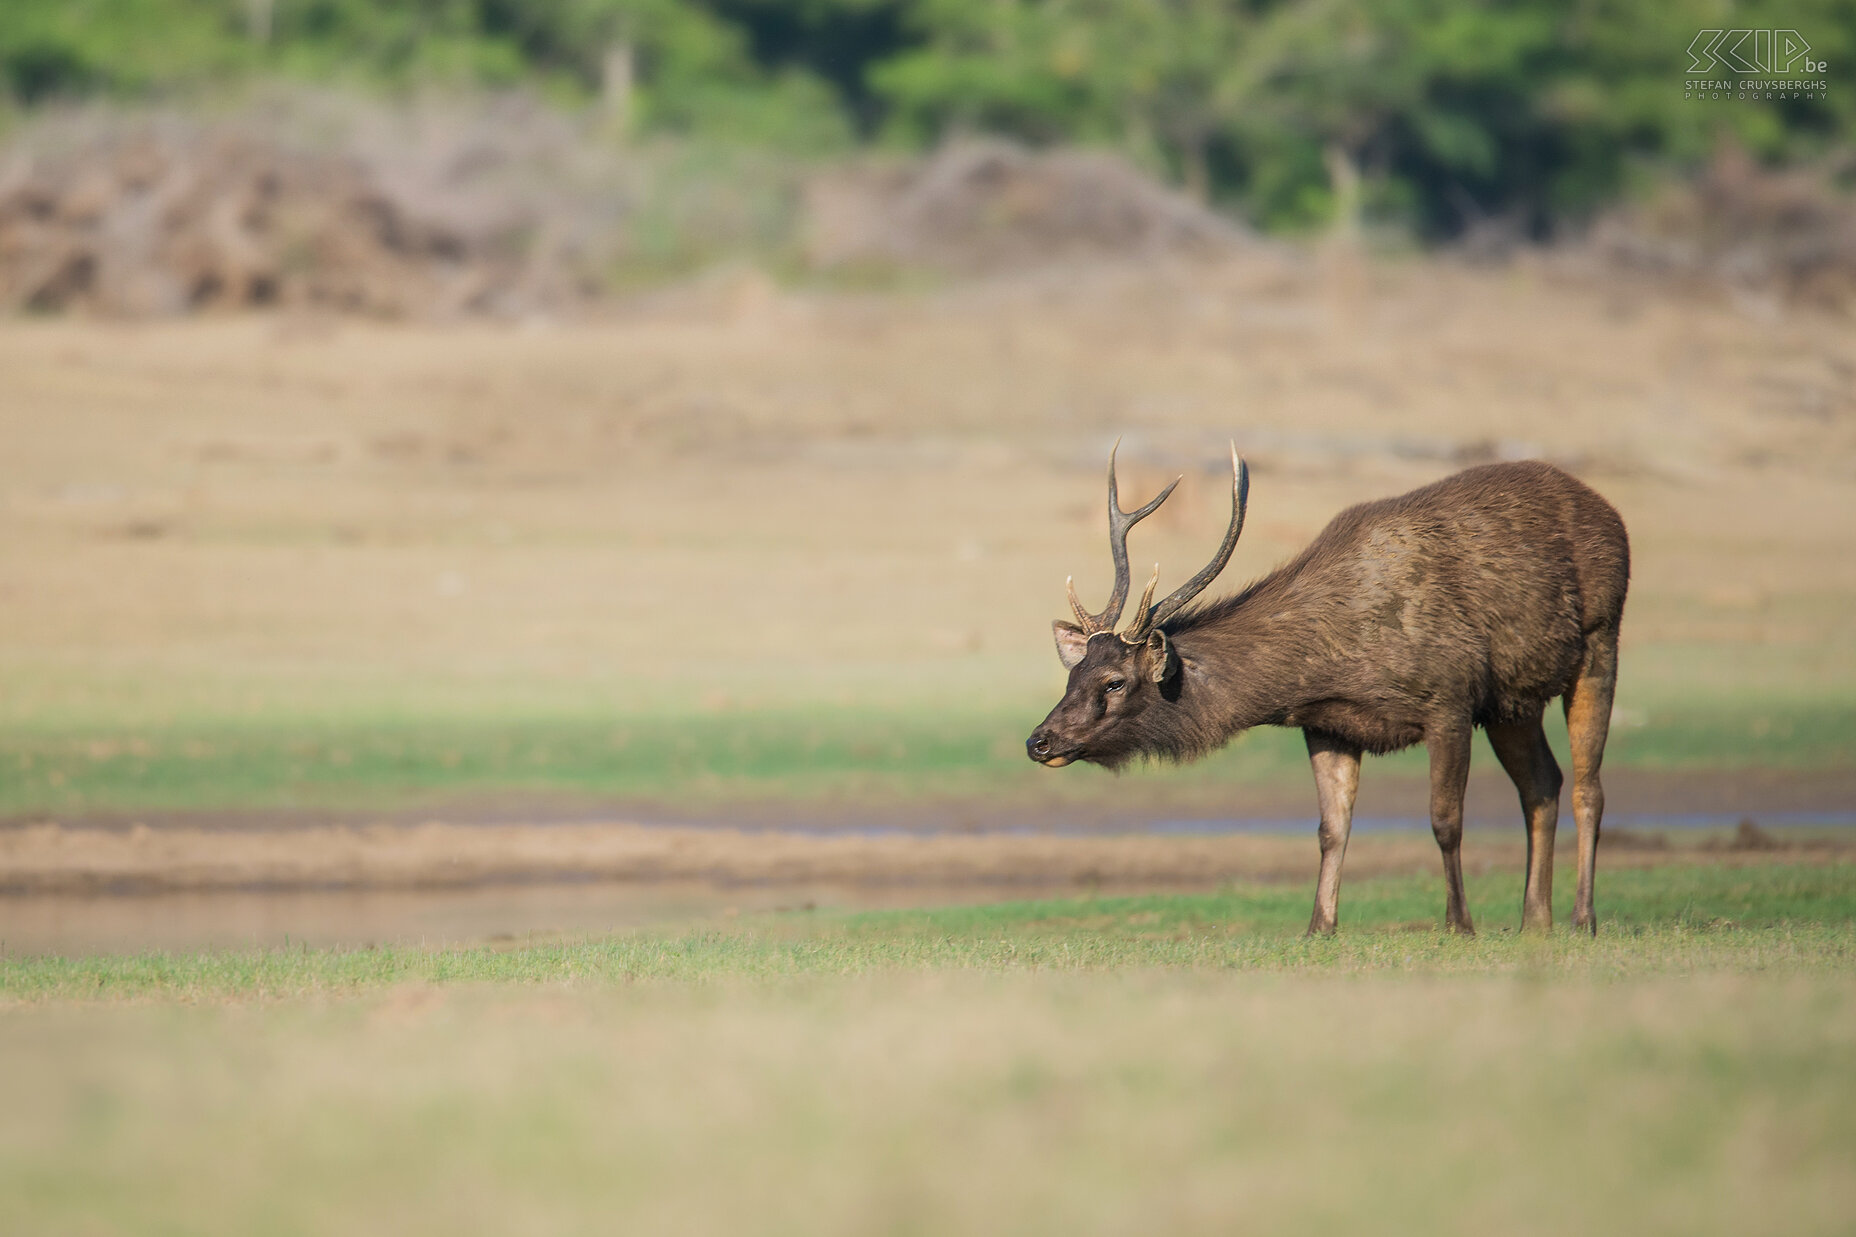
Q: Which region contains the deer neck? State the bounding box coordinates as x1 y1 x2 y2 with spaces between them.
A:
1168 589 1320 736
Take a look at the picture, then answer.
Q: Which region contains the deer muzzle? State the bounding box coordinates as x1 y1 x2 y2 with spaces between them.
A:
1025 728 1076 767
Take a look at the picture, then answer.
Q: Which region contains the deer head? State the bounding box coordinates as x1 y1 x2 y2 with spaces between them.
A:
1026 440 1247 767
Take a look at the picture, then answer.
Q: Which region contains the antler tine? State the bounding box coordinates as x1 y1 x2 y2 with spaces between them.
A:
1072 437 1180 633
1124 444 1249 641
1119 564 1160 639
1065 577 1093 629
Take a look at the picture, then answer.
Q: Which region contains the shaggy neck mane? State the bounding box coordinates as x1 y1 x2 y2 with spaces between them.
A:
1101 563 1316 768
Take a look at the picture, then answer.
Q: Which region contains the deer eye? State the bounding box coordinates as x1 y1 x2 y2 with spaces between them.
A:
1104 679 1126 694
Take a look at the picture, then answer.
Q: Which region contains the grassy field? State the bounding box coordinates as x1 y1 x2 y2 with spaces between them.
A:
2 257 1853 819
3 864 1853 1235
5 864 1855 997
4 208 1852 1236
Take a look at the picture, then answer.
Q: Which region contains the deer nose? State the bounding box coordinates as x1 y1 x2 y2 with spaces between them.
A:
1027 731 1053 761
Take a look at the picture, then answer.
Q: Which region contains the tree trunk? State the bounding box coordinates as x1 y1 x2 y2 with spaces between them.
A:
1181 135 1210 204
245 0 273 44
602 42 635 134
1322 143 1363 243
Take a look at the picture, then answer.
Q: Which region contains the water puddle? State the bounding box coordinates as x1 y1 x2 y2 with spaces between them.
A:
1143 811 1856 835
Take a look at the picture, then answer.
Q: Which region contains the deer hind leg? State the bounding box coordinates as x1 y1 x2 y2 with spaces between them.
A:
1486 712 1562 932
1304 729 1363 936
1426 723 1475 936
1563 627 1620 935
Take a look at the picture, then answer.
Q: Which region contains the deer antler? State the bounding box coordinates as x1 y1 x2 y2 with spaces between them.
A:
1121 563 1160 638
1121 444 1248 642
1065 438 1180 635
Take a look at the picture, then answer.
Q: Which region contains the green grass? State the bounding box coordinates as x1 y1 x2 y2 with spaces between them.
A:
6 864 1852 1001
3 623 1850 815
3 692 1852 815
2 864 1853 1236
0 706 1047 815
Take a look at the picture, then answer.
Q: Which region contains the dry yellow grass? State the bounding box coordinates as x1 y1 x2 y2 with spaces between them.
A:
2 255 1851 719
3 971 1853 1236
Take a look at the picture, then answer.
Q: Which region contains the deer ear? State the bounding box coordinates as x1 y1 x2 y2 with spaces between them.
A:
1142 630 1178 684
1053 621 1090 669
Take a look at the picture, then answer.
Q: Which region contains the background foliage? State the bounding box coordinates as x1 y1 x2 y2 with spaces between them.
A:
3 0 1852 237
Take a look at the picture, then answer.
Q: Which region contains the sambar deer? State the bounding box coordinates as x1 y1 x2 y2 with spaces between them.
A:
1026 445 1629 935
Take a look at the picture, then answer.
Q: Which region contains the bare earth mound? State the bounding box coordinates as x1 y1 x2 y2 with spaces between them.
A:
805 138 1256 271
0 101 619 318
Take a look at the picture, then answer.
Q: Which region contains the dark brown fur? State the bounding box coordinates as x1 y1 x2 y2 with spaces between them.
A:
1027 461 1629 935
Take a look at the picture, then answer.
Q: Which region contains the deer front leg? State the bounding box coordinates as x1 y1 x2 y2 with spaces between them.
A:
1426 723 1475 936
1304 729 1363 936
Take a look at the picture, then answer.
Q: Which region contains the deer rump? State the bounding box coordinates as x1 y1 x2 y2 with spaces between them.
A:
1027 448 1629 936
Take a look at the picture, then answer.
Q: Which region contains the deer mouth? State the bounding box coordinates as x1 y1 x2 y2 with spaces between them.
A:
1037 754 1074 767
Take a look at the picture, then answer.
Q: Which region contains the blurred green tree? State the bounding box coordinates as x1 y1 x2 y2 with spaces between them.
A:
870 0 1854 234
2 0 1850 234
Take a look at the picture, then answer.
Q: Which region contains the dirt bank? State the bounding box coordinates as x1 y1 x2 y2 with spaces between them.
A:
1 817 1845 896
